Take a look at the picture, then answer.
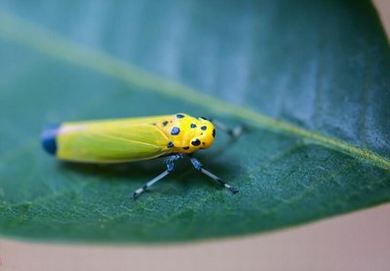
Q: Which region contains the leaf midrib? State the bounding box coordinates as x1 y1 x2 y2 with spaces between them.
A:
0 10 388 171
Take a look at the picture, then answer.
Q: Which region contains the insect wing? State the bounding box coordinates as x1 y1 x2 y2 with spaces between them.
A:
57 120 170 162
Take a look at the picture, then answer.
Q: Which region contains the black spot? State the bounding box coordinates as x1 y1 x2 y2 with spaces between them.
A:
167 142 174 148
202 142 205 145
200 116 209 121
171 127 180 135
162 120 168 126
212 129 216 138
201 126 207 131
191 139 201 146
152 123 156 126
183 146 190 150
176 114 185 118
190 123 197 128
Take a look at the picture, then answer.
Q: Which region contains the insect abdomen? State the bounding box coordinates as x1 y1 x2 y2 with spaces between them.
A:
41 124 60 155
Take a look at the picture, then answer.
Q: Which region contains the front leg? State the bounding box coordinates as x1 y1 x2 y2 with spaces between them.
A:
131 154 183 199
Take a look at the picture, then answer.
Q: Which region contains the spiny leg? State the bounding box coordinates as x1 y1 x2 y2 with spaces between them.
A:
131 154 183 200
131 170 169 200
190 157 239 194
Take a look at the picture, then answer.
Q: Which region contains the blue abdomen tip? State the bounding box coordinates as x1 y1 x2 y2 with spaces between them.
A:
41 124 59 155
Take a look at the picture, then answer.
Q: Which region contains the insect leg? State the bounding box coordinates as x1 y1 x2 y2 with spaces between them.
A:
189 157 239 194
212 120 244 139
131 154 183 200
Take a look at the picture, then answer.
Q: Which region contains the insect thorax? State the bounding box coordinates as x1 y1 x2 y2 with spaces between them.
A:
155 113 216 154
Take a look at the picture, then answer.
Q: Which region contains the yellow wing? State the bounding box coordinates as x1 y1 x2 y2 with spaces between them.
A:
56 116 173 163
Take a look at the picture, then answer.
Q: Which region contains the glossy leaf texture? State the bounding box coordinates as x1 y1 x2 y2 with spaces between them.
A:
0 0 389 242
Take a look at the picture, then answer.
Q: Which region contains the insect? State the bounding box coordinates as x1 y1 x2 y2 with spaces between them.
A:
41 113 242 199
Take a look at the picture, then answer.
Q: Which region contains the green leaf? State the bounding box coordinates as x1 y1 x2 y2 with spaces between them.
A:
0 0 389 243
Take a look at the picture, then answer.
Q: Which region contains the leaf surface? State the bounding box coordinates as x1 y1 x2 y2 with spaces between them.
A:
0 0 389 242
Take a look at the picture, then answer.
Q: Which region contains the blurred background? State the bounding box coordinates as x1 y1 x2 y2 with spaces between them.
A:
0 0 389 270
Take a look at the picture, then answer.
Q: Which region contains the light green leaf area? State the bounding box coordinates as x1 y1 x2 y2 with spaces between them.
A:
0 0 389 242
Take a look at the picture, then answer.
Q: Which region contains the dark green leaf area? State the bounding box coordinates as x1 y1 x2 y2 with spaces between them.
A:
0 103 389 241
0 0 389 242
